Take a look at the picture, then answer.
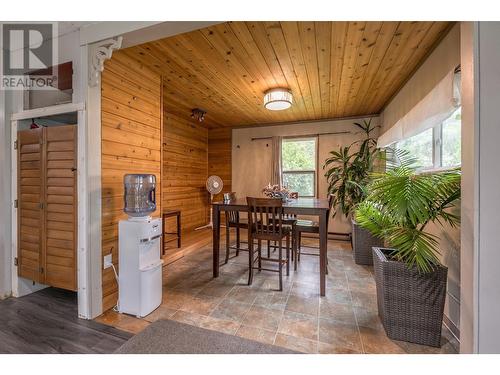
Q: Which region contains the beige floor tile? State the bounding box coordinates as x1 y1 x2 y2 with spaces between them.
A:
253 291 289 311
161 289 194 310
179 295 223 316
225 286 260 304
95 310 150 334
350 290 378 309
241 305 283 331
170 310 209 327
358 326 407 354
236 325 277 345
285 294 320 316
278 311 319 341
143 305 178 323
209 299 252 323
353 306 383 331
274 333 317 353
199 316 241 335
318 319 363 353
197 280 235 298
318 342 362 354
290 281 320 298
319 300 356 325
323 288 352 305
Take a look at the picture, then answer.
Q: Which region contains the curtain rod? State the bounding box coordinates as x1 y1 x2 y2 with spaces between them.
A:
251 131 351 141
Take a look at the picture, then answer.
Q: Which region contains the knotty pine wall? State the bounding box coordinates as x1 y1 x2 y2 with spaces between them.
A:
208 127 232 202
101 50 162 312
162 106 209 232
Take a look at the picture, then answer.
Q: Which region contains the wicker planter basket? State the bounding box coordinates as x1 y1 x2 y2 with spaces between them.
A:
372 247 448 347
351 220 383 265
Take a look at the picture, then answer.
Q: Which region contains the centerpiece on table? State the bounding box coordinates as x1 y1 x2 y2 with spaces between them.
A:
262 184 293 202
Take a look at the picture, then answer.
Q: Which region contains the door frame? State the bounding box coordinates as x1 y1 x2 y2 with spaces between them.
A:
10 102 90 315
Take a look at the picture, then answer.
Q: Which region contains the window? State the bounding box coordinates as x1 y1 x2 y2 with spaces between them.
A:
394 107 461 170
441 108 461 167
396 128 434 169
281 137 317 197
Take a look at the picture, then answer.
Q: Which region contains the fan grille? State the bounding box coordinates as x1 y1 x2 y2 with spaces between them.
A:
206 175 223 194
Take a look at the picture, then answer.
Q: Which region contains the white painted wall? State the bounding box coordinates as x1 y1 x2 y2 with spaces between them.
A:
232 117 379 234
459 21 478 354
473 21 500 354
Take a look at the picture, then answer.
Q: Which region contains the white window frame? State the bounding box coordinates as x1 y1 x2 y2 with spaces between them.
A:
281 136 318 198
394 107 461 172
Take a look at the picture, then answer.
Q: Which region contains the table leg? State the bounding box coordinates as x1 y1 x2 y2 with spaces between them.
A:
319 210 327 296
213 205 221 278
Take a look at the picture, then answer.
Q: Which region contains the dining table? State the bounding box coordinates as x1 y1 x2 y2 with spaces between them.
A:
211 197 330 296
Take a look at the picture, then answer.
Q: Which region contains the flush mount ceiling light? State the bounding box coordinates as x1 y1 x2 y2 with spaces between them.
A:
263 88 293 111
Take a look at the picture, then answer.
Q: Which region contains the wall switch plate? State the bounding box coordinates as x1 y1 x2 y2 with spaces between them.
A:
104 254 112 269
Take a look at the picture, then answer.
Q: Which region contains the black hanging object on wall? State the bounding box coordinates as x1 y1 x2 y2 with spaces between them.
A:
191 108 207 122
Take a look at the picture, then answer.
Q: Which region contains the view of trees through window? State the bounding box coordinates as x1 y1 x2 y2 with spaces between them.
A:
441 108 461 167
396 128 434 168
395 107 461 170
281 138 316 197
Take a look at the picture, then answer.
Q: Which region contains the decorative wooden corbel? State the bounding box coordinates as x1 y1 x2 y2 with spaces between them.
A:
89 36 123 87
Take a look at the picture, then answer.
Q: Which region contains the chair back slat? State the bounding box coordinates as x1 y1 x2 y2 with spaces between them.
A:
247 197 284 238
227 209 239 223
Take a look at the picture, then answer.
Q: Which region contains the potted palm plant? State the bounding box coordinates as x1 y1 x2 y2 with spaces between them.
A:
323 119 382 265
355 151 461 347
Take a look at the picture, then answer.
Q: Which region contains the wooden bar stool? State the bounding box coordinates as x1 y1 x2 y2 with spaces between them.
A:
292 195 333 270
247 197 292 291
162 209 181 255
225 210 249 263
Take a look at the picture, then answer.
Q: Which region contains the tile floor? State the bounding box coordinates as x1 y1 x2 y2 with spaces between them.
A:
96 231 459 354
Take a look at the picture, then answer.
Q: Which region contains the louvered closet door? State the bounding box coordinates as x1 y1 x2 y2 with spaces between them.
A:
44 125 77 291
18 128 44 283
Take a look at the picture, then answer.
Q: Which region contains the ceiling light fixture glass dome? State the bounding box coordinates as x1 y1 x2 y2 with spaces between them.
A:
263 88 293 111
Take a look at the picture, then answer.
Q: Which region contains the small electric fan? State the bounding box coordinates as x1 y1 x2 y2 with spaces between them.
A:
195 175 223 230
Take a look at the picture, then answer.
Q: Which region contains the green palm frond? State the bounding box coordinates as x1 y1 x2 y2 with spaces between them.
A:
355 150 461 273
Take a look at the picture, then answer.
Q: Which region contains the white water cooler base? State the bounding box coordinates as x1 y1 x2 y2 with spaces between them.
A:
118 217 163 318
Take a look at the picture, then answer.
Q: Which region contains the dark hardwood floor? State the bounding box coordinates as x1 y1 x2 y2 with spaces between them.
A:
0 287 132 354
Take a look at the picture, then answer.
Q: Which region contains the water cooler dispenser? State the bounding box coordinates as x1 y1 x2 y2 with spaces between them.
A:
118 174 163 317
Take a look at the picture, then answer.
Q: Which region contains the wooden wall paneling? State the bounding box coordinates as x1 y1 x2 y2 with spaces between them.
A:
101 49 162 312
44 125 77 291
208 127 232 202
162 108 208 234
17 128 44 283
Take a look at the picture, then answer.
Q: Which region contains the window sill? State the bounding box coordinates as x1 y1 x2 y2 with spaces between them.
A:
416 165 461 175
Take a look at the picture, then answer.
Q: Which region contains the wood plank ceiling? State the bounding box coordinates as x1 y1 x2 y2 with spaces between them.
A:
123 21 453 129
